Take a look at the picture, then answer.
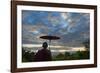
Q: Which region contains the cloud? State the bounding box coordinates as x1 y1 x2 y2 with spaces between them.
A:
22 10 90 47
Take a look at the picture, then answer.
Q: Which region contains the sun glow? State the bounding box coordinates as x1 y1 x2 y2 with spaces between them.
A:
23 44 86 51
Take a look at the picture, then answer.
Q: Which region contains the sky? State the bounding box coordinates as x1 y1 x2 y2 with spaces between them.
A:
22 10 90 47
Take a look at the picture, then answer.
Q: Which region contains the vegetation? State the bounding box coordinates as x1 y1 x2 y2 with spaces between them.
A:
22 48 90 62
22 48 35 62
82 39 90 51
52 51 90 61
22 39 90 62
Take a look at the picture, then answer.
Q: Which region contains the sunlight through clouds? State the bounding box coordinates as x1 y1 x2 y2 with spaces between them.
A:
22 10 90 47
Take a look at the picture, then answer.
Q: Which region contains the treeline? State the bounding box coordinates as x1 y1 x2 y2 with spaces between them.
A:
52 51 89 61
22 48 35 62
22 48 89 62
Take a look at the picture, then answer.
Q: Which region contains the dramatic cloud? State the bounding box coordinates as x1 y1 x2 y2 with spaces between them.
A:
22 10 90 47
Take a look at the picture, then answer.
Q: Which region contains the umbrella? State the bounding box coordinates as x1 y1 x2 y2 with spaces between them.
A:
40 35 60 50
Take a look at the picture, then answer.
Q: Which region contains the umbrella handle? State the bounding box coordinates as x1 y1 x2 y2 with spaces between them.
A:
49 40 51 50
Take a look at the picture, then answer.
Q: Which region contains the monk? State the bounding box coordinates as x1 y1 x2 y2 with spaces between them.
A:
34 42 52 61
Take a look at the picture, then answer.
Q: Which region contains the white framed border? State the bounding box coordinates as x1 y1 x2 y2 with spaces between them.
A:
17 5 94 68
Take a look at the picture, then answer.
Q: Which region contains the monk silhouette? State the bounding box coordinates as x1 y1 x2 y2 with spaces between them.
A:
34 42 52 62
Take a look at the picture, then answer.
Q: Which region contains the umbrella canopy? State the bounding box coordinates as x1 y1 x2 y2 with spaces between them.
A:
40 35 60 40
40 35 60 50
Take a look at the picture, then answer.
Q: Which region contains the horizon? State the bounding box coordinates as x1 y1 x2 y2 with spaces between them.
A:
22 44 86 52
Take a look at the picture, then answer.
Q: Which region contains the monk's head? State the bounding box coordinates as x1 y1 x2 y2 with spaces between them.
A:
42 42 48 49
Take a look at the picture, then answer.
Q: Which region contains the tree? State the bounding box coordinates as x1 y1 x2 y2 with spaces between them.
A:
64 52 70 60
82 39 90 50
